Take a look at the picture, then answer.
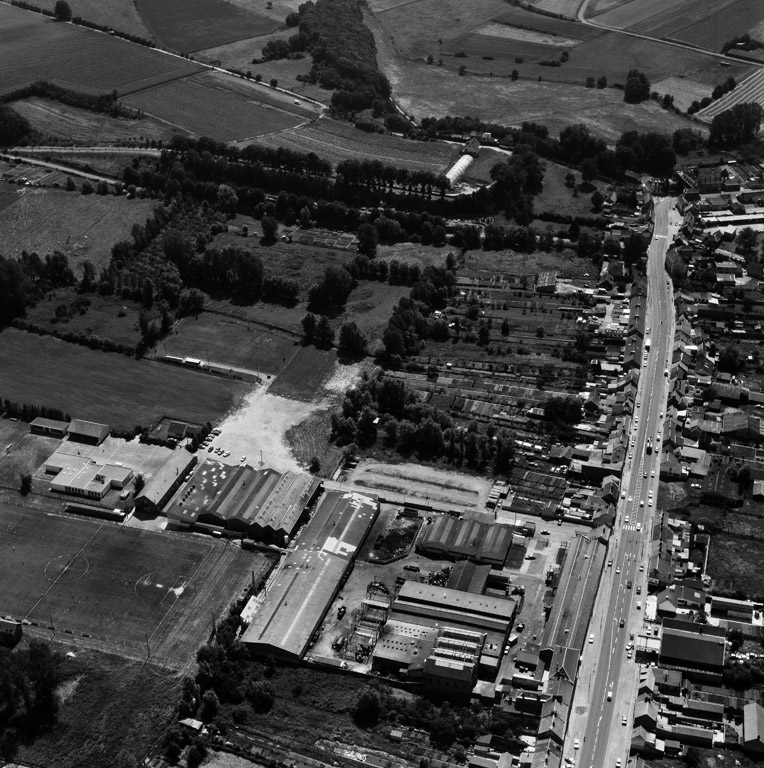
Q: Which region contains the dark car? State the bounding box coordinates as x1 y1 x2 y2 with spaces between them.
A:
337 606 346 620
403 565 420 572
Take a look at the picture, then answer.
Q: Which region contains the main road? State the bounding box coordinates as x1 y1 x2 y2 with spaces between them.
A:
569 197 681 768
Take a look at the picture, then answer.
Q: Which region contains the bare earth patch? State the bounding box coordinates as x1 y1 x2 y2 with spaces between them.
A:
476 22 579 46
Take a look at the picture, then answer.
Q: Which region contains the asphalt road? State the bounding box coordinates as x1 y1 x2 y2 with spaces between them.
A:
572 197 680 768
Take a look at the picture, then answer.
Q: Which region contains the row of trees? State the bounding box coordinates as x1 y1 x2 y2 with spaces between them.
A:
709 102 763 147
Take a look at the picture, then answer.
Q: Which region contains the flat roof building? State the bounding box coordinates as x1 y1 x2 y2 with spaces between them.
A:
50 462 133 500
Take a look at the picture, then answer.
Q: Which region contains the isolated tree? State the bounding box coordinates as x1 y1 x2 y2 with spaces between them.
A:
737 226 758 255
198 689 219 723
596 75 607 89
581 157 597 183
65 176 76 191
591 190 604 211
134 473 145 493
357 222 378 257
261 215 278 242
623 69 650 103
54 0 72 20
20 473 32 496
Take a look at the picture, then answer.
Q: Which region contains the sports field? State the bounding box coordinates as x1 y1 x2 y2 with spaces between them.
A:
0 3 202 97
0 504 269 665
136 0 277 53
0 329 251 429
161 314 298 374
124 74 306 142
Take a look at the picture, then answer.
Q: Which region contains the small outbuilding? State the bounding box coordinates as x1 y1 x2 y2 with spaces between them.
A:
67 419 109 445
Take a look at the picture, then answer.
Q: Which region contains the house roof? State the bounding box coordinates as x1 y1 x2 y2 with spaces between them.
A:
68 419 109 440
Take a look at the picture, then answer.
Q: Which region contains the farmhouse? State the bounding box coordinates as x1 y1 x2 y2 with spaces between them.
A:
135 451 198 515
67 419 109 445
165 462 321 543
241 490 378 661
30 417 70 438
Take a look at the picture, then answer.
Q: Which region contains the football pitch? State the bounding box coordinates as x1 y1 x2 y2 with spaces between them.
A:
0 503 268 666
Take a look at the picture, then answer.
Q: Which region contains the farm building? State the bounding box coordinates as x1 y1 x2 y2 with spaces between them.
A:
165 462 321 543
67 419 109 445
242 490 379 661
50 461 133 500
417 516 512 567
0 618 22 646
135 451 198 515
30 417 70 438
445 154 475 187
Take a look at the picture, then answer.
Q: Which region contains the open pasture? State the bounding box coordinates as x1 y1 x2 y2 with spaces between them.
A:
136 0 277 53
495 6 600 39
0 3 202 97
12 97 188 145
652 77 712 113
0 187 156 275
699 68 764 121
160 314 298 374
249 117 457 171
0 329 250 429
123 73 305 141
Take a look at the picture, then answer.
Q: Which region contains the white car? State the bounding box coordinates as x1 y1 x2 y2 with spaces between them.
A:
640 500 645 507
589 634 594 644
648 499 653 507
574 739 580 750
616 567 621 574
651 470 655 478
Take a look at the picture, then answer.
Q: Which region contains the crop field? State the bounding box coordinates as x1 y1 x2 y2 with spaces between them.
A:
593 0 763 53
0 503 269 665
12 97 189 145
160 314 298 374
251 117 458 170
136 0 277 53
268 346 338 401
34 0 152 39
525 0 579 18
0 4 203 97
0 329 251 428
698 69 764 121
0 188 156 276
123 73 306 142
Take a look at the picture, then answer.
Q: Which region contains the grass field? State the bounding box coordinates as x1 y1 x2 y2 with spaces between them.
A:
268 346 338 401
0 188 156 275
0 3 203 97
33 0 152 39
250 116 458 170
0 329 251 428
18 649 180 768
136 0 277 53
124 73 306 142
652 76 713 113
706 531 764 599
531 160 605 218
12 97 189 145
0 504 211 648
160 314 299 374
